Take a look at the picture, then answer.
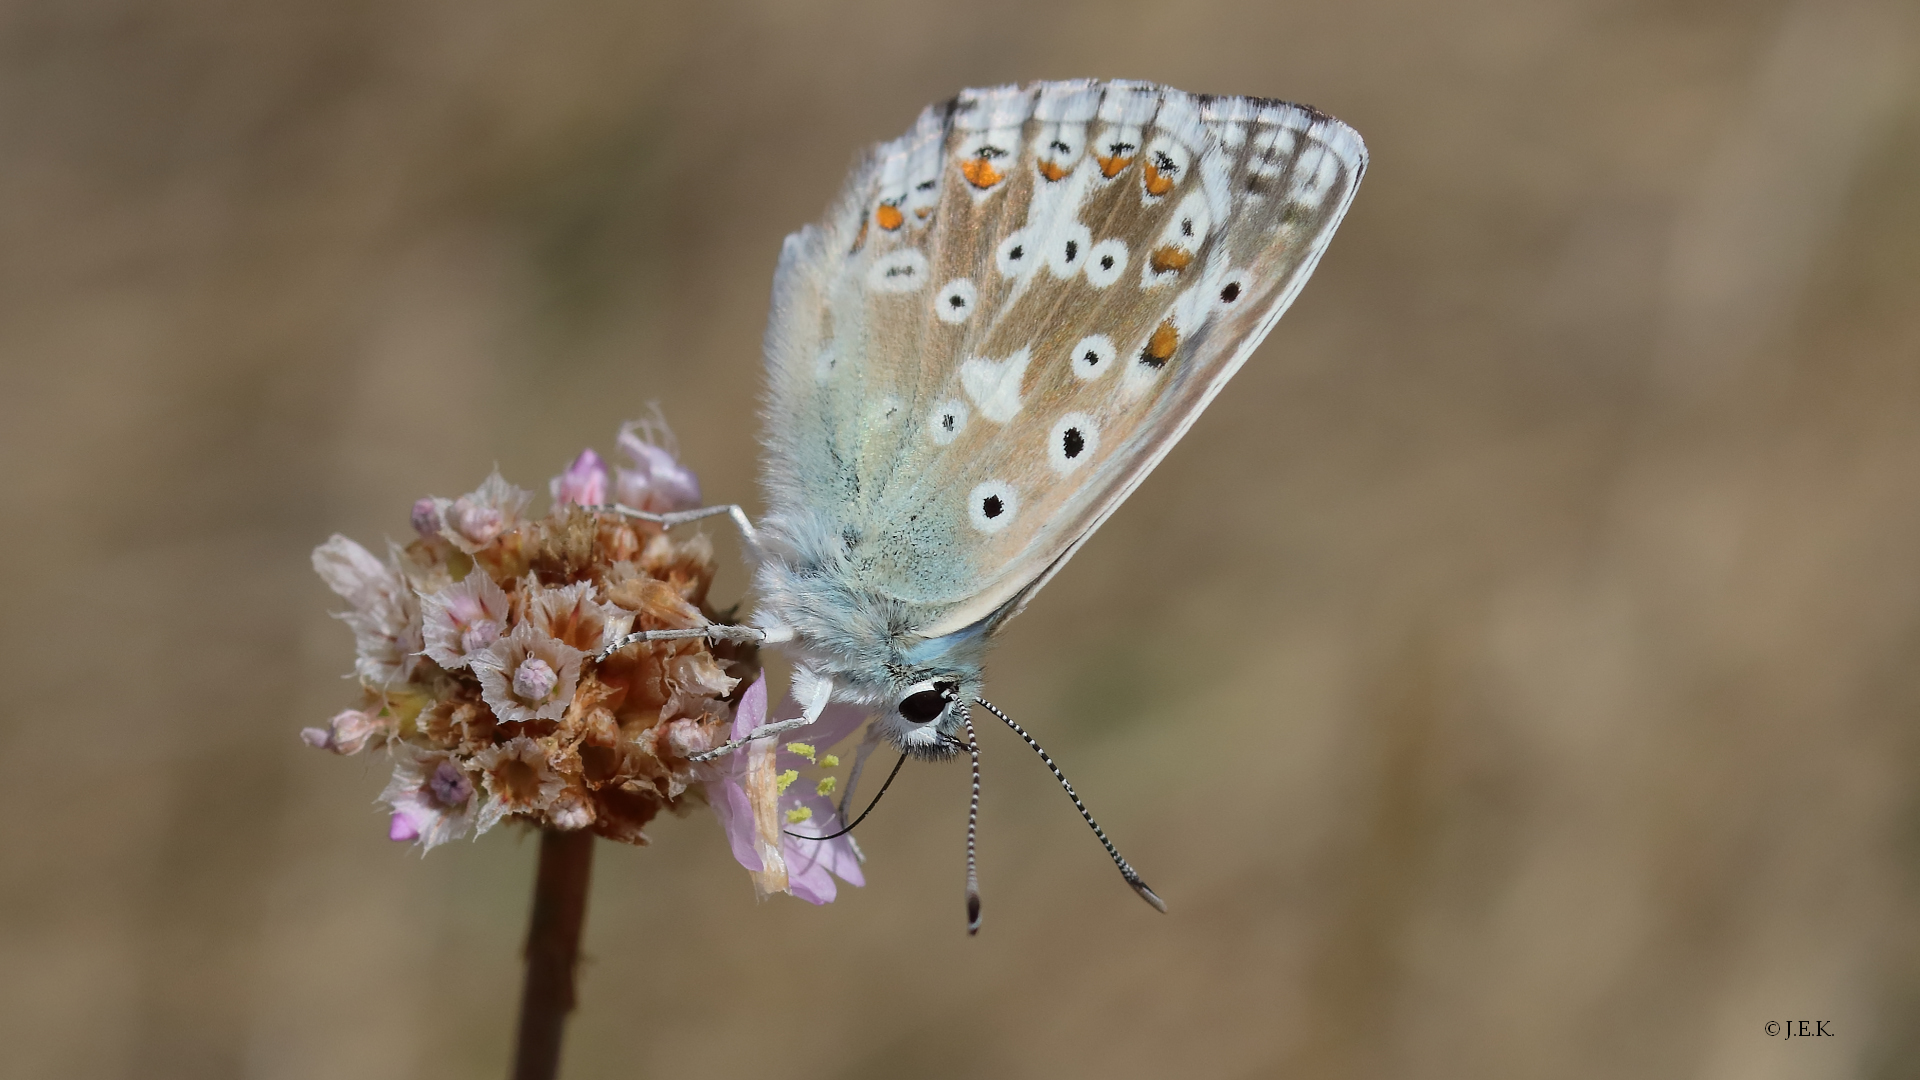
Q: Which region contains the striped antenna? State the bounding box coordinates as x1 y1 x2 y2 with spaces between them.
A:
963 713 983 934
972 697 1166 913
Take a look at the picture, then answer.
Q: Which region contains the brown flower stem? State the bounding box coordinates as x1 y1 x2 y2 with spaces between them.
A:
511 828 596 1080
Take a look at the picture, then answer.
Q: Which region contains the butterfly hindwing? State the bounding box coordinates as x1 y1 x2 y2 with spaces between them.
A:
760 80 1366 638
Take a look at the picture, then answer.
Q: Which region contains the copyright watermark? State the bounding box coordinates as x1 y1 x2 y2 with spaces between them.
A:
1765 1021 1833 1038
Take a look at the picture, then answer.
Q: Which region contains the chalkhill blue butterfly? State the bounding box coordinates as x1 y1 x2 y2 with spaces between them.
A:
604 79 1366 930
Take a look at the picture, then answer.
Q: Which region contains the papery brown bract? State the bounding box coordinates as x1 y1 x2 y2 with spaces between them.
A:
307 434 754 850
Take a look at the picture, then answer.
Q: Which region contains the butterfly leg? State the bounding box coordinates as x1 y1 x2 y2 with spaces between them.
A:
594 623 776 660
603 502 760 549
688 668 833 763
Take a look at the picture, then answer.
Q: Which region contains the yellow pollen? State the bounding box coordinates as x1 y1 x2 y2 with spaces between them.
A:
817 776 837 796
821 754 840 768
775 769 799 794
786 743 817 762
786 806 813 824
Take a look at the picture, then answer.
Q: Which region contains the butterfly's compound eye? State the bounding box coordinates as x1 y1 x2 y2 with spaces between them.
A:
898 689 948 724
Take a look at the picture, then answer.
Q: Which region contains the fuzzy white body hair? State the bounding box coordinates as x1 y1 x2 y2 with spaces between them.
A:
750 506 989 757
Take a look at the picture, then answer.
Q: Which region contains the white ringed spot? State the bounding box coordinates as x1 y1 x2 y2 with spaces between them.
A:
867 249 930 293
1048 413 1099 474
1084 239 1128 287
1047 222 1094 278
935 278 977 324
929 399 968 445
1069 334 1116 380
995 229 1039 278
968 480 1018 533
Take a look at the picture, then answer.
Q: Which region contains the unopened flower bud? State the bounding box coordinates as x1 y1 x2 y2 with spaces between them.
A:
300 708 387 755
461 618 502 655
410 498 441 538
664 717 712 758
450 497 505 546
550 792 594 830
428 760 474 807
513 656 557 702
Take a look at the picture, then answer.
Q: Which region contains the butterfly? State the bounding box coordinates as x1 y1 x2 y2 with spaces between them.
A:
615 79 1364 922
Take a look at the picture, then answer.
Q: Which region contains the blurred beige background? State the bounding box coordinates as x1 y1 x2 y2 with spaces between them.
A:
4 1 1919 1078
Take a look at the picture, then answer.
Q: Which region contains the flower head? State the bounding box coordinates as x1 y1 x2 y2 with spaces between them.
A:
313 535 422 686
419 571 512 670
470 623 584 726
381 747 480 849
472 736 567 833
614 414 701 513
439 470 533 554
310 425 857 902
707 674 867 904
549 448 608 510
524 579 632 655
299 707 390 755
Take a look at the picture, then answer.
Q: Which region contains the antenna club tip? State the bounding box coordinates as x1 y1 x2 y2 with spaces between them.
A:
1132 880 1169 913
967 893 982 935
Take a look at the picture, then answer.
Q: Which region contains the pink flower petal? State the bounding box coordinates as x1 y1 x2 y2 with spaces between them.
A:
729 673 768 742
388 812 421 842
708 772 764 873
549 448 608 509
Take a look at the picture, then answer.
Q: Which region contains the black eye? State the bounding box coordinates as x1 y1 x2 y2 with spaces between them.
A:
899 684 955 723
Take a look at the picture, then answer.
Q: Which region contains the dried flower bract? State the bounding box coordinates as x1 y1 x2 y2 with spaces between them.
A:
308 426 748 851
308 422 868 905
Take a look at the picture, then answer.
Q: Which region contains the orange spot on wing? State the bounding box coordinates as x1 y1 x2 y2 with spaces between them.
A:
1038 159 1070 182
876 204 904 230
1141 321 1179 368
1142 161 1176 196
961 158 1004 189
1149 245 1193 274
850 217 869 254
1097 154 1133 178
915 206 932 219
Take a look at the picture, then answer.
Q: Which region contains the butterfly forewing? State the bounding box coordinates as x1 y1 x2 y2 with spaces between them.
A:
760 80 1366 638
